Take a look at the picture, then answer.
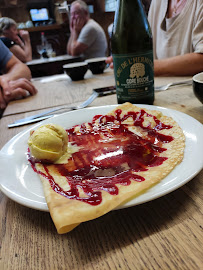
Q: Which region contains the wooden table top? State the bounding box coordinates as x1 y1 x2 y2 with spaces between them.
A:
0 69 203 270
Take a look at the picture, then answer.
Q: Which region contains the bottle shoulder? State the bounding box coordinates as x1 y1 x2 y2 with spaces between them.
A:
111 35 153 54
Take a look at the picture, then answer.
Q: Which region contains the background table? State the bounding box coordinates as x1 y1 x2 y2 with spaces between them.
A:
0 69 202 270
26 55 81 78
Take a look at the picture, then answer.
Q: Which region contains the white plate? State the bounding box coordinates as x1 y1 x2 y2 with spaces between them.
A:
0 105 203 212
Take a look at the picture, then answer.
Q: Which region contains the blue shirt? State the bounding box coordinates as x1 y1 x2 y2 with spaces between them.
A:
0 39 12 72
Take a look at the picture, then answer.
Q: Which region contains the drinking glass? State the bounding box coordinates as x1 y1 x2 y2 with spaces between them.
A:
36 45 44 59
45 43 54 58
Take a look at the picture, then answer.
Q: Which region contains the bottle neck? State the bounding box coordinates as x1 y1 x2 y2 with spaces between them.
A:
41 33 46 46
111 0 152 54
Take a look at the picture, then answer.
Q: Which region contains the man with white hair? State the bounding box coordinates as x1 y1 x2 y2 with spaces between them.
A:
67 0 107 59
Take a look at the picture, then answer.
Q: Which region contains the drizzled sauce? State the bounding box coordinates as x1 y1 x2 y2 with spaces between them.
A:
28 109 174 206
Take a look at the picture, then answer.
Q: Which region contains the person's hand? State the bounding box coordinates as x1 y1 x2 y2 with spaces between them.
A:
13 34 24 48
19 30 30 42
70 18 74 32
72 16 85 34
106 56 114 69
0 77 37 107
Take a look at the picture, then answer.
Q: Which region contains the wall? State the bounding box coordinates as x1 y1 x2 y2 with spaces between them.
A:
0 0 58 23
0 0 152 26
0 0 30 22
0 0 106 24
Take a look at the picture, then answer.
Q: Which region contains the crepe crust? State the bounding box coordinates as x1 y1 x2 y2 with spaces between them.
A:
35 103 185 233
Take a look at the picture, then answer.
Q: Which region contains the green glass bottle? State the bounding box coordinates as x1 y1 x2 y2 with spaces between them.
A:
111 0 154 104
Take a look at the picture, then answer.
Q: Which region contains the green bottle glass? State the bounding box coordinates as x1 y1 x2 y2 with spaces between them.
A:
111 0 154 105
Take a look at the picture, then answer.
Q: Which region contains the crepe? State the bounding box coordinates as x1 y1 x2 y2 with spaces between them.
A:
29 103 185 233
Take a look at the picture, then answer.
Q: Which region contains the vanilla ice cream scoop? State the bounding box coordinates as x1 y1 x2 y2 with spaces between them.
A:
28 124 68 162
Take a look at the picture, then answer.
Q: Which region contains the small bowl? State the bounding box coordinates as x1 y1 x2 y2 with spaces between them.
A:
85 57 107 74
193 72 203 104
63 62 88 81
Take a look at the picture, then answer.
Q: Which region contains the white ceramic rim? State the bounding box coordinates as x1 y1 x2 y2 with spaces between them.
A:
0 104 203 212
85 57 107 63
63 62 87 68
193 72 203 83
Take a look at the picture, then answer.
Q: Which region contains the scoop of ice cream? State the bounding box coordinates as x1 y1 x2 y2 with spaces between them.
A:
28 124 68 162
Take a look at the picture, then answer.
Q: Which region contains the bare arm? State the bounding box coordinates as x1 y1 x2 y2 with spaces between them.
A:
10 44 31 63
0 55 37 109
3 54 31 81
67 33 74 55
67 37 88 56
67 30 81 55
11 30 32 62
154 53 203 76
107 53 203 77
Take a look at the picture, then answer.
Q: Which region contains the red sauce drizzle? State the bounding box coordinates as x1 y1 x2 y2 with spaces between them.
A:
28 109 174 206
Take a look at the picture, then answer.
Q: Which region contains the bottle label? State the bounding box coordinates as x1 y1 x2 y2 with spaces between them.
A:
112 51 154 102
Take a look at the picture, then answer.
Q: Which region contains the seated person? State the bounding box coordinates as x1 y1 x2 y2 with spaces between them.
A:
107 0 203 76
148 0 203 76
0 40 37 111
67 0 107 59
0 17 32 63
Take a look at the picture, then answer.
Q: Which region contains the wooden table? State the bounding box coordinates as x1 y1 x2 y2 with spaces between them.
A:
0 69 203 270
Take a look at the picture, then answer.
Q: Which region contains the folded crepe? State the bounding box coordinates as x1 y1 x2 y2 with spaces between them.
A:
29 103 185 233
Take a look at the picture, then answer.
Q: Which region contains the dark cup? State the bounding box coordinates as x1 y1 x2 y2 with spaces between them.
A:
63 62 88 81
85 57 107 74
193 72 203 104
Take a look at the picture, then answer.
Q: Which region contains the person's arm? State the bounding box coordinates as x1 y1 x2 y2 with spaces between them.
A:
154 53 203 76
11 30 32 62
0 55 37 109
67 17 88 56
3 54 31 81
67 38 88 56
67 33 74 55
9 44 30 63
106 53 203 77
